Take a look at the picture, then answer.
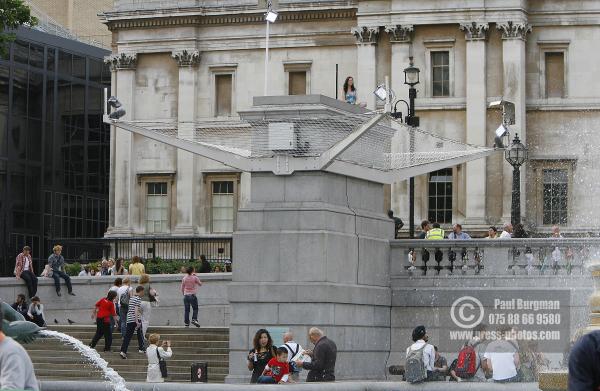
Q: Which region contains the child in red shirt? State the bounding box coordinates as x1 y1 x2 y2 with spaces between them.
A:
257 347 291 384
89 290 118 352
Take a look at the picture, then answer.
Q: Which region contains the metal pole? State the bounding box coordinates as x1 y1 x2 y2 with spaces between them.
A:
264 20 270 96
511 165 521 225
408 86 417 238
335 64 339 100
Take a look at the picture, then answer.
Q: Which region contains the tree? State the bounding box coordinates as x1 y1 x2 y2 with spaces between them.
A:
0 0 37 57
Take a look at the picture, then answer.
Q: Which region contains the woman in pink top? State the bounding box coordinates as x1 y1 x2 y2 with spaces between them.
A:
181 266 202 327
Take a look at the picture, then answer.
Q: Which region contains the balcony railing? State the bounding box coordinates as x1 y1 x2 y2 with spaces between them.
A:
390 238 600 277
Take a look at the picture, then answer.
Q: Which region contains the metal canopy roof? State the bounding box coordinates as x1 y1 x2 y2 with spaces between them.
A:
106 112 497 184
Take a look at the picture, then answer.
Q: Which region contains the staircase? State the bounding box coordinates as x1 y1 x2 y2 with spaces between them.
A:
24 325 229 383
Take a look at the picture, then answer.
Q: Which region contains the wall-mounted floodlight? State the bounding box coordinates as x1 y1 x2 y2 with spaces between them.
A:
107 96 126 120
374 85 388 102
265 10 278 23
494 124 509 149
489 99 515 148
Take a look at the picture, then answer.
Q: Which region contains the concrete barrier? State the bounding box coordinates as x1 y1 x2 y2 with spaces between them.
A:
40 380 542 391
0 273 231 327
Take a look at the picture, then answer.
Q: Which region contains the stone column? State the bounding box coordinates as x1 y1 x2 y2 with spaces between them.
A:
226 171 392 382
107 65 117 231
497 21 531 221
386 25 413 223
104 53 137 236
461 22 489 225
172 49 201 235
352 26 379 110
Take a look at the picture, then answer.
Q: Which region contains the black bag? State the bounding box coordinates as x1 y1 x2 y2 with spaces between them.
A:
157 347 168 378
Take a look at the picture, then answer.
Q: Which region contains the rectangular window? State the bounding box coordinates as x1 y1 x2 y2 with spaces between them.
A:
545 52 565 98
211 181 234 233
543 169 568 225
431 51 450 97
289 71 307 95
428 168 453 224
215 74 232 117
146 182 169 233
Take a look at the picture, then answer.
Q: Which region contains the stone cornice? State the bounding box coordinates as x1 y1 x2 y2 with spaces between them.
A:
459 22 489 41
497 21 532 40
171 49 200 67
384 24 413 43
351 26 379 44
104 52 137 70
103 8 356 31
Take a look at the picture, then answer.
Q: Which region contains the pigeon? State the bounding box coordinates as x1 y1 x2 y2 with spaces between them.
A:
166 320 170 326
67 319 75 325
54 319 59 324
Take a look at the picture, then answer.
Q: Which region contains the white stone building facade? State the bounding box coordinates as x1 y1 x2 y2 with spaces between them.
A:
101 0 600 237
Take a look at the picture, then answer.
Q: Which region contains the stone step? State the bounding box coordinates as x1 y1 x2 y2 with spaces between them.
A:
33 339 229 349
33 363 230 373
30 354 232 369
48 325 229 334
30 325 230 383
42 332 229 341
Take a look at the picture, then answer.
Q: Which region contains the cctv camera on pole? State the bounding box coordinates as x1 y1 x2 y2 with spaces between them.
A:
489 100 515 148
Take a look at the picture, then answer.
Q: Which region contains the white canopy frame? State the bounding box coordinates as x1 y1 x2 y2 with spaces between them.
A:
103 113 499 185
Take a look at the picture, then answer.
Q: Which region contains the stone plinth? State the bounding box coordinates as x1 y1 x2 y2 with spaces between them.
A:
227 171 393 383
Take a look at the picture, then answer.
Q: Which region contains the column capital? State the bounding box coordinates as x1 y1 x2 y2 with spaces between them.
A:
460 22 489 41
351 26 380 45
104 52 137 71
496 21 532 41
384 24 414 43
171 49 201 67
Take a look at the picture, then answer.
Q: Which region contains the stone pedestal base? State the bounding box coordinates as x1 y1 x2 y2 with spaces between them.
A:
226 171 393 383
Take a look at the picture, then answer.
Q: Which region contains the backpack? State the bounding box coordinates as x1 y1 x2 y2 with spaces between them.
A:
455 344 478 378
119 287 130 308
405 345 427 383
284 343 301 373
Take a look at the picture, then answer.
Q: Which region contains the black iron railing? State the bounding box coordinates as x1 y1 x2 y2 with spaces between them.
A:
104 236 232 264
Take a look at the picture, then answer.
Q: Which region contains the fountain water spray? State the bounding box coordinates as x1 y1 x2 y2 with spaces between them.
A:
40 329 130 391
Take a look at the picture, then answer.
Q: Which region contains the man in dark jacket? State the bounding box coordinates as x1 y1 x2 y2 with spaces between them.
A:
568 330 600 391
295 327 337 382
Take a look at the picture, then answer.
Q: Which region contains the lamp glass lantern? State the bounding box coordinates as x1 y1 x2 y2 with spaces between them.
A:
403 59 420 86
265 10 278 23
505 134 528 167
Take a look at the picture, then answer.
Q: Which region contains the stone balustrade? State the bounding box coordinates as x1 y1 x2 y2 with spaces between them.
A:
390 238 600 277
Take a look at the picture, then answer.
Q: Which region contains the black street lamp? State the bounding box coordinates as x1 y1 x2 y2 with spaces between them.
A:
504 134 528 225
404 57 420 238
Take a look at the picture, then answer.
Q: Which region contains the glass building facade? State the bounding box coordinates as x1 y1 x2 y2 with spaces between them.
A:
0 27 110 275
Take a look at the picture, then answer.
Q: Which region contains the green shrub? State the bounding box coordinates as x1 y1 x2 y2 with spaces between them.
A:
65 262 81 277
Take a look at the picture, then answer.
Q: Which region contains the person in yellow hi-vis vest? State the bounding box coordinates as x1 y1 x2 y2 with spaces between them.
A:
425 223 445 240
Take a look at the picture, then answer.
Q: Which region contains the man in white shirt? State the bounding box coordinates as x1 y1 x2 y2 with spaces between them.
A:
281 331 303 381
406 325 435 378
483 327 520 382
499 223 513 239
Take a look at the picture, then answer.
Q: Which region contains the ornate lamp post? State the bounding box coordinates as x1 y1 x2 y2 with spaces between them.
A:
404 58 420 238
504 134 528 225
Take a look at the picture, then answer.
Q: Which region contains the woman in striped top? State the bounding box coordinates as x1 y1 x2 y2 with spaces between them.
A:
119 285 146 359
